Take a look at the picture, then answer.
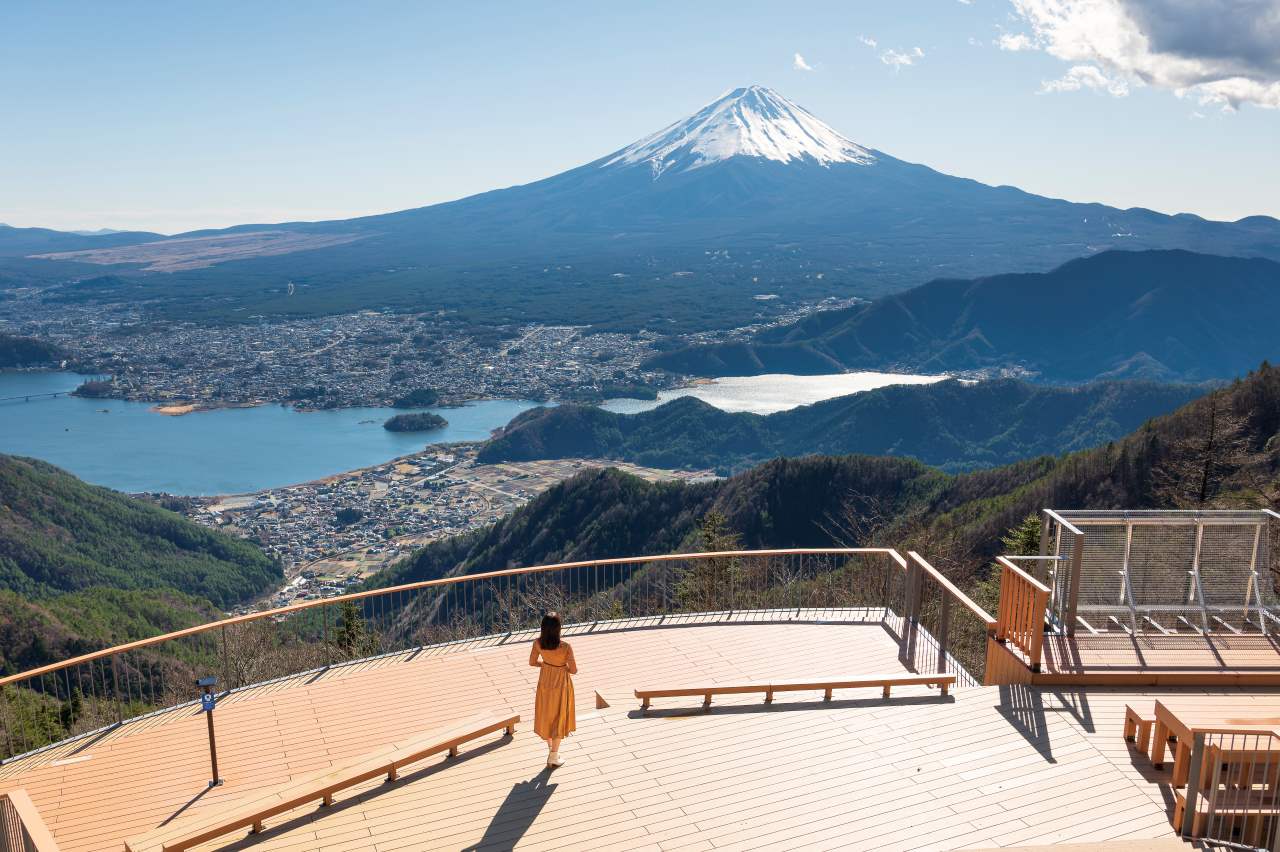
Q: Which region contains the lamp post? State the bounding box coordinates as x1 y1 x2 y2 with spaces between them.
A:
196 676 223 787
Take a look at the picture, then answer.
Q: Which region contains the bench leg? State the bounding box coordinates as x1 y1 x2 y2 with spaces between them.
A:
448 745 459 759
640 697 650 714
702 693 712 712
940 683 949 696
765 689 773 705
386 766 398 783
882 685 891 699
1173 742 1191 787
1136 720 1152 755
505 723 515 737
823 688 832 702
1151 721 1169 768
251 820 264 834
321 792 333 807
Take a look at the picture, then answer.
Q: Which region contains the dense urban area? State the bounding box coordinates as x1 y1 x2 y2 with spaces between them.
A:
173 445 715 611
1 285 862 410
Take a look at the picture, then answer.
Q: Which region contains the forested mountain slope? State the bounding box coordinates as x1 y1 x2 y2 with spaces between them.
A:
381 363 1280 595
479 378 1206 473
0 455 280 672
647 251 1280 382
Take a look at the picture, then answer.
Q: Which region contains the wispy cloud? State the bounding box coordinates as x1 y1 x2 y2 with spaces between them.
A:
857 35 877 49
793 52 814 72
881 47 925 70
997 32 1034 52
1008 0 1280 109
1040 64 1130 97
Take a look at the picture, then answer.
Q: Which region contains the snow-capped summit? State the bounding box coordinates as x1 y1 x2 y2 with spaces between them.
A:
602 85 875 178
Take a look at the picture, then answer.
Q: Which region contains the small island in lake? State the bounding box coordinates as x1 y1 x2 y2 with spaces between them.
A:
72 380 115 398
383 412 448 433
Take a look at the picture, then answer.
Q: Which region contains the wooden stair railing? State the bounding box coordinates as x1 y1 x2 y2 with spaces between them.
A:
0 788 60 851
995 556 1051 672
635 673 955 713
124 712 518 852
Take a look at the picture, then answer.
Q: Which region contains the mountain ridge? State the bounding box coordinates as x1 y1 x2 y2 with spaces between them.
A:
8 86 1280 329
646 249 1280 382
479 378 1207 473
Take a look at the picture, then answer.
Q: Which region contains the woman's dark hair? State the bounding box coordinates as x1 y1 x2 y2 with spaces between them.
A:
539 612 562 650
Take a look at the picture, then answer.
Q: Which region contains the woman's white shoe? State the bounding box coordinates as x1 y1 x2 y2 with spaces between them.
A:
547 751 564 767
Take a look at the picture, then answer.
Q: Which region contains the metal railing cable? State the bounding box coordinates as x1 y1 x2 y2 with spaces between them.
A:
1 546 994 764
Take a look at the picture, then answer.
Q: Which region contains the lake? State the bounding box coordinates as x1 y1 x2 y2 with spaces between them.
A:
0 371 538 495
602 371 944 415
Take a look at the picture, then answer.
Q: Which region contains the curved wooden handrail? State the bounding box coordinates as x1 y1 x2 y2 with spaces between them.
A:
907 551 997 630
0 547 901 688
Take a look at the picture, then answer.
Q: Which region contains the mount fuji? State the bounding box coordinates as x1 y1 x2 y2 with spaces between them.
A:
10 85 1280 329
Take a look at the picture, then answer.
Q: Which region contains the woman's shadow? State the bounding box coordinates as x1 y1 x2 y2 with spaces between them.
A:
462 767 558 851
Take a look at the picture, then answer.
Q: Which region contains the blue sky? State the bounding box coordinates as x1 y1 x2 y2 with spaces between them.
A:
2 0 1277 233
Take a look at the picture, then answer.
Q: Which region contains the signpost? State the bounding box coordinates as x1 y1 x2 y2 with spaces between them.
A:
197 676 222 787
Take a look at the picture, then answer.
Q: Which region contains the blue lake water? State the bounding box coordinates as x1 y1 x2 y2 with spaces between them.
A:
601 371 944 415
0 372 538 495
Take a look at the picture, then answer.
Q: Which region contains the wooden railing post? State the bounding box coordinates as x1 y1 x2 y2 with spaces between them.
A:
1180 732 1206 837
936 592 951 674
900 557 922 670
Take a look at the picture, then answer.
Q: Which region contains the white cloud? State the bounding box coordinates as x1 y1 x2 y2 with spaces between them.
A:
793 52 814 71
1040 63 1131 96
969 36 985 46
858 35 878 48
998 32 1036 51
913 46 925 57
1190 110 1206 119
881 48 919 69
1008 0 1280 109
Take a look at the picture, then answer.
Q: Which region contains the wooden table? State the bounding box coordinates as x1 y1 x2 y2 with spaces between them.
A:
1151 700 1280 786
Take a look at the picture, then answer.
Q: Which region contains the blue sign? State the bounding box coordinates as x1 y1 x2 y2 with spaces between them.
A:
201 692 216 712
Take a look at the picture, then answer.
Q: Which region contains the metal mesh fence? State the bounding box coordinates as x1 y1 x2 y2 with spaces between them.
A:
1045 510 1278 636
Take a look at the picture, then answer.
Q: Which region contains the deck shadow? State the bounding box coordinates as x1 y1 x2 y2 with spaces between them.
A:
461 767 558 851
996 684 1054 763
207 735 513 850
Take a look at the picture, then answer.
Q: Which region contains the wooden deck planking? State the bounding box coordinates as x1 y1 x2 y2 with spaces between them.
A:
1040 632 1280 685
5 621 1277 850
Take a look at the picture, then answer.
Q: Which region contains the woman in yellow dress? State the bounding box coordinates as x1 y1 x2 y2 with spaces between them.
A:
529 612 576 767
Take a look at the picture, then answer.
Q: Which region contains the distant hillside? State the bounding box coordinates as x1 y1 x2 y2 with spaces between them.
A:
380 362 1280 598
479 379 1205 473
0 332 64 368
10 88 1280 332
0 223 162 257
0 455 280 671
647 251 1280 382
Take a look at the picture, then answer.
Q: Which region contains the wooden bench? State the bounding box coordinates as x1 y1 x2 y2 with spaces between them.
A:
635 673 955 713
124 712 518 852
1123 703 1157 755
